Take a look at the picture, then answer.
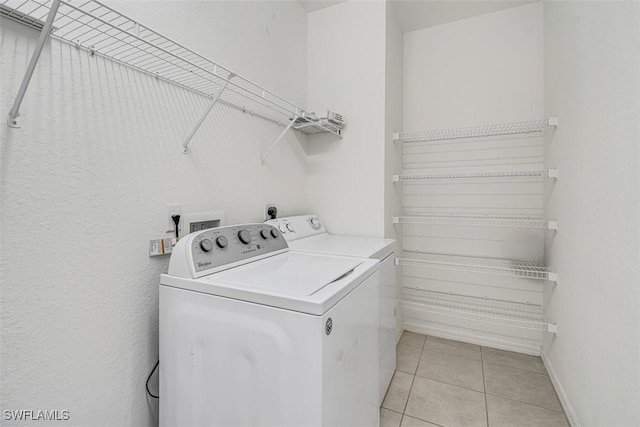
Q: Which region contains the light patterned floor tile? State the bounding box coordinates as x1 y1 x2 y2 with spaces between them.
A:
400 415 440 427
424 336 481 360
397 344 422 374
486 394 569 427
481 347 546 374
405 376 487 427
484 362 562 411
382 370 414 413
417 349 484 392
381 408 403 427
399 331 427 348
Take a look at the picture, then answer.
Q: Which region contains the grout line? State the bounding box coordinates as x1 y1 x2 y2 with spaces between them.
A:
482 361 551 378
411 374 486 395
402 350 422 414
482 345 490 427
401 413 446 427
420 346 481 361
485 392 566 414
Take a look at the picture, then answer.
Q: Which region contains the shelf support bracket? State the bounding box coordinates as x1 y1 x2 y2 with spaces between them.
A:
182 74 235 153
6 0 61 128
260 114 299 166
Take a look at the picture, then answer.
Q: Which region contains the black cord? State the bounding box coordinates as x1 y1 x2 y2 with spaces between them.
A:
172 215 181 240
146 360 159 399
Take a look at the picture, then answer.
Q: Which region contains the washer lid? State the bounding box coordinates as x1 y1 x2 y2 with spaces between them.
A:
211 252 362 296
288 234 396 260
160 252 379 315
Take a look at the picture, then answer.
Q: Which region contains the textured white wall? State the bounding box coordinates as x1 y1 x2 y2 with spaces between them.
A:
403 2 543 129
401 3 546 353
0 2 307 425
542 1 640 425
306 0 387 237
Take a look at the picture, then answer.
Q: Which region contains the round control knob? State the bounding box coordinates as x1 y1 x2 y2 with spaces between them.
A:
260 229 270 239
279 224 287 233
286 223 294 232
199 239 214 252
238 229 251 245
215 236 228 249
310 217 322 229
270 229 279 239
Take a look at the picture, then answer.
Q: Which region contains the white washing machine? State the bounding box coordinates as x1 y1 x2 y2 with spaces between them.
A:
160 223 380 427
266 215 396 404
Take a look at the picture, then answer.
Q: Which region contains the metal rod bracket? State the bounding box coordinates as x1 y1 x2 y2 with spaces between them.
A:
6 0 61 128
260 115 299 165
182 74 235 153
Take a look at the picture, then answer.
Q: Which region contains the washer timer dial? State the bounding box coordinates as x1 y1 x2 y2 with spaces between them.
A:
238 230 252 245
199 239 214 252
216 236 228 249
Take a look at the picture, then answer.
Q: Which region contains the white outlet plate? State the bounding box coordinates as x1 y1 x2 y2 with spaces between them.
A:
167 204 182 231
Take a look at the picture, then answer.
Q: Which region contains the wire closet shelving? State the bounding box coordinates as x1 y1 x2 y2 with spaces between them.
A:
400 288 556 333
393 168 558 182
396 252 558 282
394 117 558 144
393 213 558 230
2 0 344 158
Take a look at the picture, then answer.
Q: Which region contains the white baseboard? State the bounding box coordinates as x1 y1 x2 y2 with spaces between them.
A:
541 350 580 427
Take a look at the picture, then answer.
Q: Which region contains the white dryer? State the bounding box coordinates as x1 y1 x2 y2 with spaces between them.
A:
266 215 397 403
160 223 380 427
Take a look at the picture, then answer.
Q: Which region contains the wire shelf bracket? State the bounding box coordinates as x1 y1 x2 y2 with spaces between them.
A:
182 74 234 154
393 214 558 231
260 113 300 166
6 0 60 128
393 116 559 143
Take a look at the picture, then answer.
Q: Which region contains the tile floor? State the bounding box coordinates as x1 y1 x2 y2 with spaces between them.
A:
381 331 569 427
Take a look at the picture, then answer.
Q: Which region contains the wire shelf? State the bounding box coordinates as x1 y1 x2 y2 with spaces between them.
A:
394 213 557 230
393 168 557 182
396 252 557 282
291 112 344 137
1 0 332 130
394 117 557 143
400 288 549 331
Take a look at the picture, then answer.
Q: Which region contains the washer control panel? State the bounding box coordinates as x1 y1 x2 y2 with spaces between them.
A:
168 223 288 277
265 215 327 242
